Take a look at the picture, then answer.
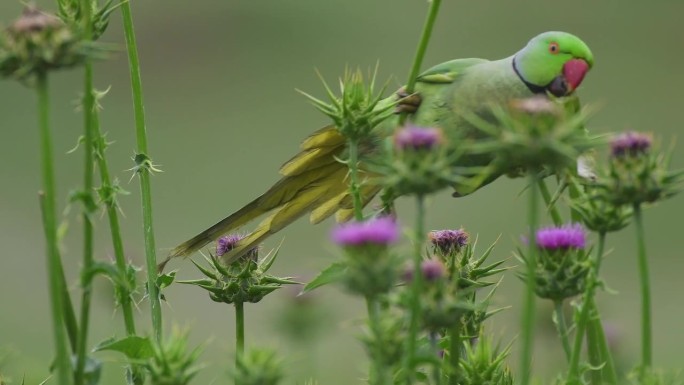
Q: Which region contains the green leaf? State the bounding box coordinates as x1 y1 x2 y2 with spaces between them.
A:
157 270 176 290
301 261 347 294
94 336 153 360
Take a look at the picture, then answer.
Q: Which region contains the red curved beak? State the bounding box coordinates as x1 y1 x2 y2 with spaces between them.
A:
563 59 590 92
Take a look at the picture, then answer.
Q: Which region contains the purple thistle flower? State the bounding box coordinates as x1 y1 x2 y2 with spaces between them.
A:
216 234 258 260
610 131 652 158
216 234 242 256
331 217 399 247
421 259 445 282
394 125 443 151
535 224 586 250
429 229 469 255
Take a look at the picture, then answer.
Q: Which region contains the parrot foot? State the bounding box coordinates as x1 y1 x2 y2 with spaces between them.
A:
394 87 422 114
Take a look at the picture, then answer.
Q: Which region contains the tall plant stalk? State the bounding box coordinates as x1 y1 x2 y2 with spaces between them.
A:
553 300 571 361
120 1 162 341
519 173 539 385
399 0 442 127
74 4 96 382
347 139 364 221
567 233 617 385
37 71 74 385
404 194 426 384
235 301 245 383
634 204 652 375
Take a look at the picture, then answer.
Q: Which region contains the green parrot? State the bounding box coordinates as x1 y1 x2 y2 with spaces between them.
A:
169 31 594 263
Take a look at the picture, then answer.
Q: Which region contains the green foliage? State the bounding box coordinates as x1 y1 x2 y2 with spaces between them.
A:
232 349 284 385
302 261 348 294
456 336 514 385
299 66 395 141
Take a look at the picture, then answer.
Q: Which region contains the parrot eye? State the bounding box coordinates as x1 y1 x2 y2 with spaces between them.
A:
549 42 560 54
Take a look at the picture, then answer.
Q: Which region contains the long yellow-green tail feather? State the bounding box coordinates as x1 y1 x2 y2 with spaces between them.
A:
168 126 354 261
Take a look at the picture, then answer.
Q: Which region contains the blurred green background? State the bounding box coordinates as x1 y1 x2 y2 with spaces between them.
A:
1 0 683 383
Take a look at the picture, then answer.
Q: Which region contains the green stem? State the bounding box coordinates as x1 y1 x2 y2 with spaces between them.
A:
430 333 442 385
587 301 618 385
448 322 462 385
519 173 539 385
404 194 426 384
120 1 162 341
538 179 563 226
366 297 388 385
347 139 364 221
399 0 442 126
235 301 245 382
634 204 652 375
40 201 78 354
93 102 138 337
554 300 571 362
75 3 96 383
37 71 74 385
567 233 617 385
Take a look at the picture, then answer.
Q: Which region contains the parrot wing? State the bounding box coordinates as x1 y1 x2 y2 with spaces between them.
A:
416 58 488 84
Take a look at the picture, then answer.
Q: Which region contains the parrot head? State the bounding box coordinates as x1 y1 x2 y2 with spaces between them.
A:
514 31 594 97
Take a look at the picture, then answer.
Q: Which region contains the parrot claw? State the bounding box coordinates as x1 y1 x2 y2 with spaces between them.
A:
394 87 422 114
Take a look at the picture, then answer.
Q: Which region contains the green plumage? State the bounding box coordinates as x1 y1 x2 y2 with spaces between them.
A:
169 31 594 263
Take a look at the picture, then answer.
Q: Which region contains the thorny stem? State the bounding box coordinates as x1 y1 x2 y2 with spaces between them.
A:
399 0 442 126
75 0 96 381
554 300 571 362
404 194 426 384
519 173 539 385
347 139 364 221
91 84 138 337
634 204 652 376
120 1 162 341
37 71 74 385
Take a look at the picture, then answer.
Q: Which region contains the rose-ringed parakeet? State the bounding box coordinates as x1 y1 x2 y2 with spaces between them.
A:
169 31 594 262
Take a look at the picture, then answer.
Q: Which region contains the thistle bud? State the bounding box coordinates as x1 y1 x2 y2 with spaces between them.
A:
0 6 97 80
518 224 591 301
179 234 296 304
375 125 459 196
429 229 469 258
299 67 394 141
595 131 683 206
331 217 402 297
467 96 597 176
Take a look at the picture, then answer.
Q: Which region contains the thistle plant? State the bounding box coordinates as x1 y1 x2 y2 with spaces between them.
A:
5 1 684 385
517 224 591 360
180 234 296 377
594 132 683 378
141 330 204 385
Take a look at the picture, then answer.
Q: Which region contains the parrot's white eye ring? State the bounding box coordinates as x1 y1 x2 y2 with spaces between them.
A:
549 42 560 54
